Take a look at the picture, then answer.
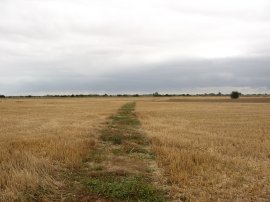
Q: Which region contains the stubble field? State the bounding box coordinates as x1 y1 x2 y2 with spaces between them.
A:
137 97 270 201
0 98 126 201
0 97 269 201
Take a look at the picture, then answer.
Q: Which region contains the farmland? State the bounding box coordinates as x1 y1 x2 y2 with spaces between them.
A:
0 98 126 200
0 97 269 201
137 97 270 201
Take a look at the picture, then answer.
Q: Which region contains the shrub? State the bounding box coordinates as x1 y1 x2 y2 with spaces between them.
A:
230 91 240 99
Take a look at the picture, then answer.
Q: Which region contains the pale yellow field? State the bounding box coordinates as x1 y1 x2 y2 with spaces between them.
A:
1 97 270 201
0 98 126 201
137 98 270 201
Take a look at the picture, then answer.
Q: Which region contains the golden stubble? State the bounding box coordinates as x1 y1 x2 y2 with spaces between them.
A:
0 98 126 201
137 99 270 201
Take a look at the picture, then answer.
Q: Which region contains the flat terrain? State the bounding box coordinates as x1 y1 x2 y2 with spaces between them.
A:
0 98 126 201
0 96 269 201
137 97 270 201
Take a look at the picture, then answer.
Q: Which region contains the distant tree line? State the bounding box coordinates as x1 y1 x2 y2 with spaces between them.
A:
0 92 268 99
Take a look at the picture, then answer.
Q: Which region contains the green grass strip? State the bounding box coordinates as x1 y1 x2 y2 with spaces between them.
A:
88 175 165 202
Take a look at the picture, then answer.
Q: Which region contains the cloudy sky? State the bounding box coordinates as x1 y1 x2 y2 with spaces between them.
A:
0 0 270 95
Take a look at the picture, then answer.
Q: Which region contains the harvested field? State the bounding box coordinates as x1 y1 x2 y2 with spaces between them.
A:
167 96 270 103
1 97 269 201
137 98 270 201
0 98 126 201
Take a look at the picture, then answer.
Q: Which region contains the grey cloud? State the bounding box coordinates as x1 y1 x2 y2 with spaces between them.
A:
94 57 270 92
0 0 270 95
1 57 269 95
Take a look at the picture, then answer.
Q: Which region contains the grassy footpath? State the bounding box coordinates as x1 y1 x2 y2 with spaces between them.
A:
64 102 166 201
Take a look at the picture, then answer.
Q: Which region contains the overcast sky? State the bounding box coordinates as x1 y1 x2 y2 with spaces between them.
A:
0 0 270 95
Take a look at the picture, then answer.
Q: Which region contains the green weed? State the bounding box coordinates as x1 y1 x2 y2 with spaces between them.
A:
87 175 165 202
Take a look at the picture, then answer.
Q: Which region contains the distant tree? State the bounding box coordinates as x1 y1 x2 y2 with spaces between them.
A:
230 91 240 99
217 92 222 96
0 95 5 98
153 92 160 97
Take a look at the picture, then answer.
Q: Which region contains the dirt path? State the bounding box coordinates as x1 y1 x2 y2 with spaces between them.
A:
64 102 168 201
